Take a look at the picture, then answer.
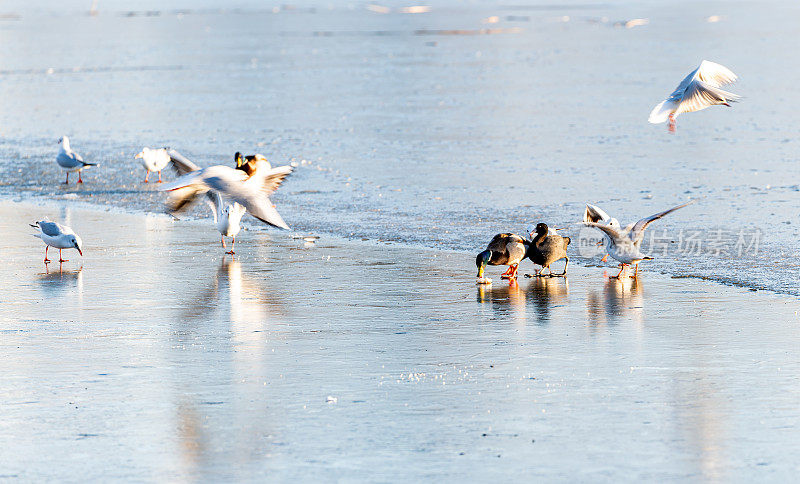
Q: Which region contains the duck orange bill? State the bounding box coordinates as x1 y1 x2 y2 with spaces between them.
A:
601 254 608 262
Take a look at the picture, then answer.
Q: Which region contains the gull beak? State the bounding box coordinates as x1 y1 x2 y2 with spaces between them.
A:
77 248 83 256
601 254 608 262
135 153 143 159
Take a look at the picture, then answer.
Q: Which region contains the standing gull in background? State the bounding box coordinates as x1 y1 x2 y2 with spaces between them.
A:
161 156 292 230
207 191 247 254
648 60 740 132
57 136 96 184
135 147 171 183
30 221 83 263
582 200 696 278
583 204 620 262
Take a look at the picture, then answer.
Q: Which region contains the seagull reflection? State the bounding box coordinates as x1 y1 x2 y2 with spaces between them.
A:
526 277 569 323
476 281 527 321
182 256 285 326
587 277 644 327
36 264 83 301
173 256 284 472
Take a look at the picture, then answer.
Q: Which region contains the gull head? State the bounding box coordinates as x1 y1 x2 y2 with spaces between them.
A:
68 234 83 256
58 136 68 145
134 148 147 159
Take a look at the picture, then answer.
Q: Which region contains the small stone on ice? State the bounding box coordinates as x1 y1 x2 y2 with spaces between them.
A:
326 396 338 404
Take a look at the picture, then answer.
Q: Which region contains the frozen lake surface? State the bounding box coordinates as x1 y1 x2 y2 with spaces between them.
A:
0 0 799 294
1 201 799 480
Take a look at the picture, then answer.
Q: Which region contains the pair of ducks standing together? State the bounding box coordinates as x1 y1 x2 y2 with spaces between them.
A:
476 223 570 284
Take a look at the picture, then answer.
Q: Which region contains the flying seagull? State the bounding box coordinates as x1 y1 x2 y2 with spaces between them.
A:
648 60 740 132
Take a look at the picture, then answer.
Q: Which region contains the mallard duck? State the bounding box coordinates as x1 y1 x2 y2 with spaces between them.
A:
526 223 570 277
134 147 171 183
30 220 83 263
648 60 740 132
582 200 695 278
56 136 97 184
475 233 529 284
234 152 269 177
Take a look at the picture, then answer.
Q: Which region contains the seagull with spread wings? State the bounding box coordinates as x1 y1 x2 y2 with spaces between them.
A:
649 60 740 132
582 200 696 278
161 150 293 231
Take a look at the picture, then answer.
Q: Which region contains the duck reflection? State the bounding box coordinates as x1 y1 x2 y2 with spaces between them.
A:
526 277 569 323
587 277 644 327
476 280 527 321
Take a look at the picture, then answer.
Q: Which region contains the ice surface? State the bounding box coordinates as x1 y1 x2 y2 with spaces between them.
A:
0 201 798 481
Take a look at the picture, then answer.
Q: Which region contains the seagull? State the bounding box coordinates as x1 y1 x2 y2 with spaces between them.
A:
207 191 247 254
648 60 740 132
583 204 621 262
30 221 83 263
135 147 171 183
476 233 529 284
582 200 696 278
160 153 292 230
525 223 570 277
57 136 97 184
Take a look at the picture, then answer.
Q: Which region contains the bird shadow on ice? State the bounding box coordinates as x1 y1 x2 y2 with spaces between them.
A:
586 277 644 327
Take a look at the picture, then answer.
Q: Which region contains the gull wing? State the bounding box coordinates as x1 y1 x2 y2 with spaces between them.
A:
37 221 64 236
583 221 622 241
584 204 612 224
628 200 696 245
675 80 740 115
696 60 737 87
167 149 202 176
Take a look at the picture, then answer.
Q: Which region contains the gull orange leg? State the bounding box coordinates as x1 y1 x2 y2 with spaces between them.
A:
78 171 84 184
144 170 150 183
64 172 69 185
157 170 162 183
632 264 640 278
59 248 68 263
612 264 626 279
226 237 236 255
44 246 51 263
668 114 676 133
221 237 226 248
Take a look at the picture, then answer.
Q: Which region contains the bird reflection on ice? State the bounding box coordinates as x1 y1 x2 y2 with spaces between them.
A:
526 276 569 323
173 256 284 474
587 277 644 327
36 264 83 303
476 280 527 322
